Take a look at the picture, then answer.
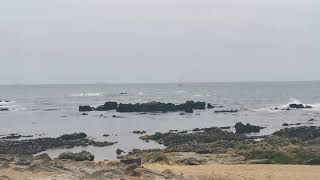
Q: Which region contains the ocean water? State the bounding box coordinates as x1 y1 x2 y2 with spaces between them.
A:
1 82 320 160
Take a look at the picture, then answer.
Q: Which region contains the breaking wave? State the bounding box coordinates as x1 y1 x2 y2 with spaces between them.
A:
70 93 103 97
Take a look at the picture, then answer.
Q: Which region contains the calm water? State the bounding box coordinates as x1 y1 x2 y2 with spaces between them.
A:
1 82 320 160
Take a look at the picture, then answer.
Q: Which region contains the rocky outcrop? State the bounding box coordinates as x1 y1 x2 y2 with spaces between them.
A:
79 106 94 112
57 151 94 161
0 133 116 155
235 122 265 134
289 104 312 109
79 101 207 113
95 102 118 111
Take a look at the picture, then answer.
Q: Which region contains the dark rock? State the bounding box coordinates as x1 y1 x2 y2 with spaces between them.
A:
207 103 214 109
59 132 87 140
0 108 9 111
79 105 94 112
273 126 320 140
214 109 238 113
116 149 125 156
282 123 290 127
57 151 94 161
90 141 117 147
133 131 146 135
235 122 265 134
289 104 312 109
95 102 118 111
81 113 88 116
306 158 320 165
103 134 110 137
0 134 22 140
220 126 231 130
0 132 116 155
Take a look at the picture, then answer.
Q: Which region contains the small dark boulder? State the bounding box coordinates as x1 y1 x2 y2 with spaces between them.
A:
235 122 265 134
79 106 94 112
59 132 87 140
215 109 238 113
207 103 214 109
57 151 94 161
95 102 118 111
0 108 9 111
116 149 125 156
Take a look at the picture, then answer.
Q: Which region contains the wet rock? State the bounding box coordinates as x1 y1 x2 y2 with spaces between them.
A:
90 141 117 147
103 134 110 137
57 151 94 161
95 102 118 111
59 132 87 140
273 126 320 140
289 104 312 109
79 105 94 112
116 149 126 156
214 109 238 113
235 122 265 134
0 108 9 111
0 134 22 140
81 113 88 116
133 131 146 135
282 123 290 127
0 132 116 155
207 103 214 109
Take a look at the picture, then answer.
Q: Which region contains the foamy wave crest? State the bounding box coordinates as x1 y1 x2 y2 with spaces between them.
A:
0 101 15 106
71 93 103 97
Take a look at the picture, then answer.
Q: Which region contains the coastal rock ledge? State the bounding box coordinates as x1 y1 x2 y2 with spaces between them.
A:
79 101 207 113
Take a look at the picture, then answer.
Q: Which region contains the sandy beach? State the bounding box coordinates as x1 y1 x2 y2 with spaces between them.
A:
145 164 320 180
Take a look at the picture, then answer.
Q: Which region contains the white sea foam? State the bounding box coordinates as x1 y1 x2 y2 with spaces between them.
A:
138 92 144 95
176 91 185 93
71 93 103 97
257 97 320 112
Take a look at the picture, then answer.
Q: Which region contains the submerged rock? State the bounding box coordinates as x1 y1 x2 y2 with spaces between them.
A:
57 151 94 161
0 108 9 111
214 109 238 113
235 122 265 134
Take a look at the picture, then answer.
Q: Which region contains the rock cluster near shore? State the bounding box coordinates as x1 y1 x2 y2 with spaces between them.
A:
0 133 117 155
134 125 320 165
80 101 207 113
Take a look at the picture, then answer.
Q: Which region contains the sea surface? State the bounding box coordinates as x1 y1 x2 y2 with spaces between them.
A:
1 82 320 160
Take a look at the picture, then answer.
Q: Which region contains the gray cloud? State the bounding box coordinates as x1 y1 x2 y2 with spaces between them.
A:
0 0 319 84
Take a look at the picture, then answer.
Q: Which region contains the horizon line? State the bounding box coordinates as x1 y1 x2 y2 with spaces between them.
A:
0 80 319 86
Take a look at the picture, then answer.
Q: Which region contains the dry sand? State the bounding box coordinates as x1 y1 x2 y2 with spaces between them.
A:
145 164 320 180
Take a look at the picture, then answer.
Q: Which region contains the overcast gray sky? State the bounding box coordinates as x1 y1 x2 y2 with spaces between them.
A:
0 0 319 84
